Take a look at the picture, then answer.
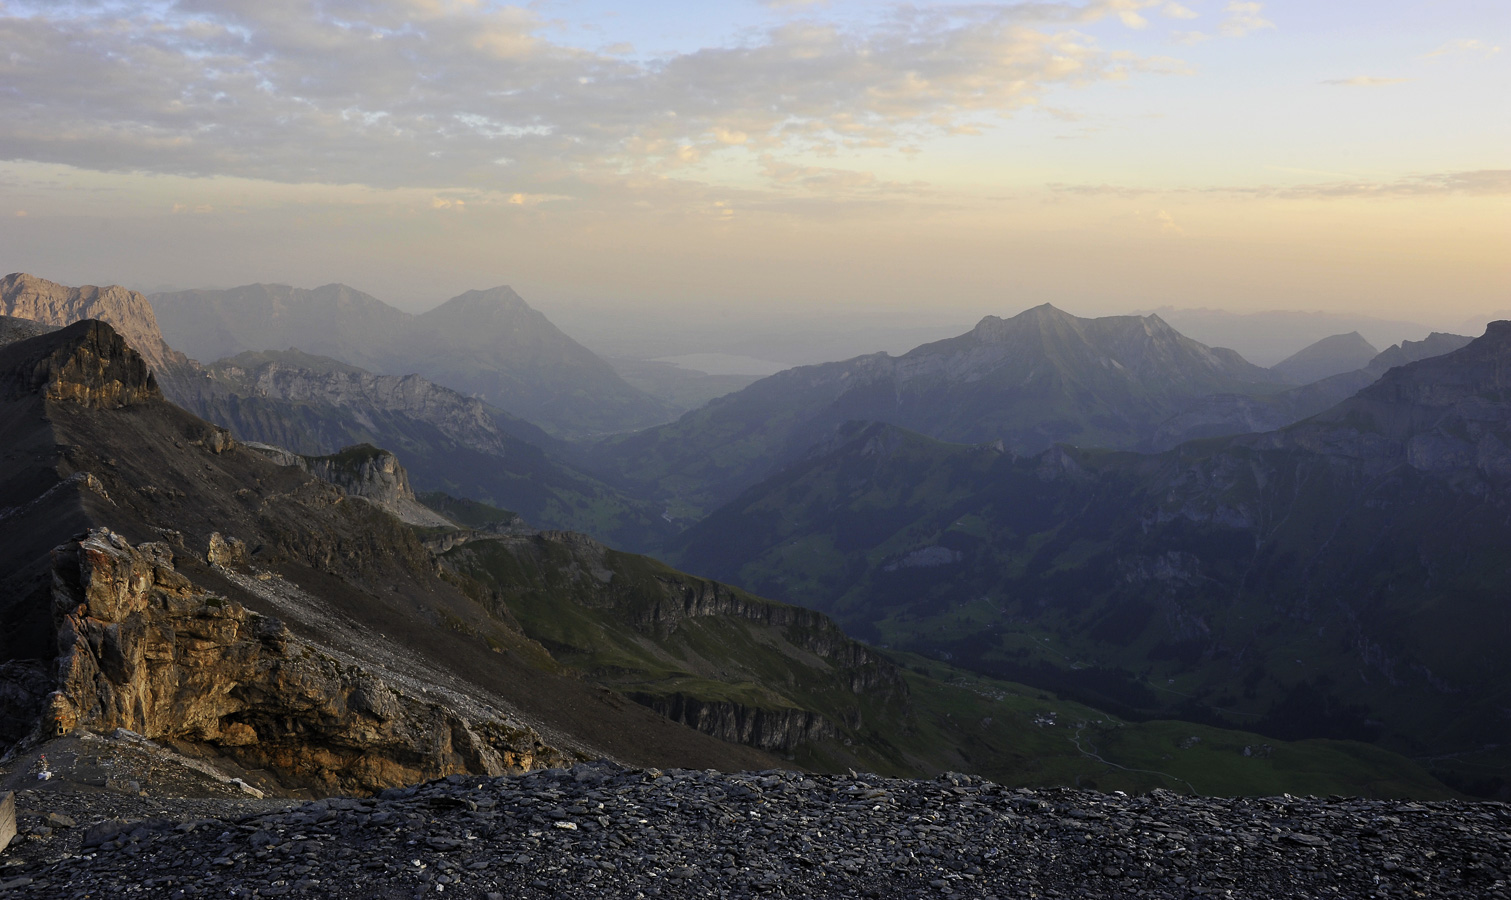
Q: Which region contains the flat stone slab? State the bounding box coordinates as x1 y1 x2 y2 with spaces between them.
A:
0 791 15 853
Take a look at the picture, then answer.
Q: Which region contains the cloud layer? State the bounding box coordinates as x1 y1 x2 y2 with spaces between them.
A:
0 0 1184 197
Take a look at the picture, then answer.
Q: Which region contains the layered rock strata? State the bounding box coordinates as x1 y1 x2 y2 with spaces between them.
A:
38 528 563 793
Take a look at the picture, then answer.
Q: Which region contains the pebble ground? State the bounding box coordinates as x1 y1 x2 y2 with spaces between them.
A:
2 762 1508 899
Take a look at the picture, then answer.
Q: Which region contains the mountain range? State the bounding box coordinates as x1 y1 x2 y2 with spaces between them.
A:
671 323 1511 797
149 282 677 437
587 304 1287 518
0 284 1469 800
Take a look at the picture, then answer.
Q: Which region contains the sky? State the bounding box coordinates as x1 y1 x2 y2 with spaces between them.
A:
0 0 1505 331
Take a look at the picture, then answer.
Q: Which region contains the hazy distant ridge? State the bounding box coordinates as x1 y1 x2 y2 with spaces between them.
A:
150 282 676 437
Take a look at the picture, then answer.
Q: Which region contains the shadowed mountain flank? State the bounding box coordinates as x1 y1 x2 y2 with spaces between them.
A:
672 324 1511 796
0 320 786 792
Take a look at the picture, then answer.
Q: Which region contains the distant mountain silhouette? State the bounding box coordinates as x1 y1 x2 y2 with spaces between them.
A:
150 282 676 437
1270 332 1378 385
590 303 1282 516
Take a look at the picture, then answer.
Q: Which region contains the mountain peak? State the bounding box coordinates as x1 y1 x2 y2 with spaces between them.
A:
0 318 161 408
1272 331 1381 385
428 285 528 313
1 272 176 371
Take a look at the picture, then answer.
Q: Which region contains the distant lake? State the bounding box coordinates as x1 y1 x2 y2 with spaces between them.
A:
653 353 791 377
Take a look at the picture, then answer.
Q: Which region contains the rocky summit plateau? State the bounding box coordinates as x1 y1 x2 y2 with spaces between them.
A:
1 762 1508 899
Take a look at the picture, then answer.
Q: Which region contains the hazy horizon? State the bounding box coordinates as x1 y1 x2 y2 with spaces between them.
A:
0 0 1505 329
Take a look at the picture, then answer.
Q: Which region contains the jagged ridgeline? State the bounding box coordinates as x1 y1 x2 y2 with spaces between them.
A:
586 304 1289 519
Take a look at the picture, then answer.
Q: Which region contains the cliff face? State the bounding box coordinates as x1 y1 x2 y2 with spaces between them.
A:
205 356 534 457
626 693 838 751
441 530 909 754
285 444 455 528
0 319 160 408
1 274 178 373
40 529 560 793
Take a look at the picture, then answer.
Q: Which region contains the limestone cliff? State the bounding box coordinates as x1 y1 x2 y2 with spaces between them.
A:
248 442 455 528
1 274 179 373
625 693 838 751
39 529 564 793
0 319 160 408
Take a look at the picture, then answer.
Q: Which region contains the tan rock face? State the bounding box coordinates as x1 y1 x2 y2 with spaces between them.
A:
41 529 566 793
1 319 161 409
0 273 176 372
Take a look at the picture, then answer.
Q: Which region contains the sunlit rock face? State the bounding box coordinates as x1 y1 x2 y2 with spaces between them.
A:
1 274 178 374
0 319 161 409
38 528 563 794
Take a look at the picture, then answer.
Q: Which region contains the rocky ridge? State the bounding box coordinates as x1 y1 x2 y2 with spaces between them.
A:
31 527 564 795
0 274 180 374
1 762 1507 899
1 319 786 796
0 320 160 409
591 303 1285 516
248 442 455 528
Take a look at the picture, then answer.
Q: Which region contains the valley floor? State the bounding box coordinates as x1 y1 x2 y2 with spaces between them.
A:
1 761 1507 899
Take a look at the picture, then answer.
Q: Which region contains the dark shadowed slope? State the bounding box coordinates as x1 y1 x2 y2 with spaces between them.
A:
1150 330 1476 449
672 325 1511 796
0 320 784 793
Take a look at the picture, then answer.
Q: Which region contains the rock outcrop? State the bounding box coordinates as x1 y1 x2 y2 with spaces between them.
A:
0 320 160 408
37 529 564 793
1 274 178 373
625 693 838 751
247 442 455 528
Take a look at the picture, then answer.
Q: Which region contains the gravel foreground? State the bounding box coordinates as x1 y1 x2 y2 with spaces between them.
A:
2 762 1509 899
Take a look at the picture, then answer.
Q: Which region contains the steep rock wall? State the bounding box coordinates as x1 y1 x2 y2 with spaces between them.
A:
626 693 838 752
35 529 566 793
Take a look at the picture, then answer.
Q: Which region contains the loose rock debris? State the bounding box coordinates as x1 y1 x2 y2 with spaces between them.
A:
2 762 1509 899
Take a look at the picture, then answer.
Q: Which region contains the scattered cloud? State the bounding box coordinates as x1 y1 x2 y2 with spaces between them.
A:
1323 76 1410 87
1161 3 1199 20
1424 38 1502 59
1219 1 1274 38
1172 30 1210 44
0 0 1188 203
1112 208 1187 235
1277 169 1511 199
1051 170 1511 200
